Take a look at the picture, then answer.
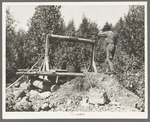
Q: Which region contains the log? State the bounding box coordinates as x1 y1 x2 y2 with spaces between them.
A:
50 34 95 44
90 43 95 72
16 72 86 77
18 69 39 72
18 69 67 72
56 69 67 72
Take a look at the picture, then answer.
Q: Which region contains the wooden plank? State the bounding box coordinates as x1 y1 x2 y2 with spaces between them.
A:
16 72 86 77
50 34 95 44
18 69 38 72
18 69 67 72
56 69 67 72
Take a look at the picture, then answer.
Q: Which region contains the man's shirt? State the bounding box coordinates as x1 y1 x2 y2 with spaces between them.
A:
99 30 115 44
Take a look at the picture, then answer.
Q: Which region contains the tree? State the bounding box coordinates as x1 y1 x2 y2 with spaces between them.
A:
105 21 113 30
6 8 18 83
76 16 100 68
26 5 65 68
112 5 145 101
124 5 144 60
113 5 145 73
65 19 76 36
15 29 29 69
54 19 78 68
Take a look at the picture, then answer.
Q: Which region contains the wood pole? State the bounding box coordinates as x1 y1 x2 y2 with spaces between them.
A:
43 34 50 80
93 61 98 73
90 43 95 72
50 34 95 44
16 72 86 77
56 76 59 84
6 55 44 90
18 69 67 72
45 34 50 71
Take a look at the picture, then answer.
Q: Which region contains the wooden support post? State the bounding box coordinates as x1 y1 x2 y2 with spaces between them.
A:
50 34 95 44
45 34 50 71
90 43 95 72
93 61 98 73
41 34 50 80
90 43 97 73
39 61 44 71
56 76 59 84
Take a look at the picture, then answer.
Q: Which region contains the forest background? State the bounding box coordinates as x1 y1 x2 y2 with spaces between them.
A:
5 5 145 103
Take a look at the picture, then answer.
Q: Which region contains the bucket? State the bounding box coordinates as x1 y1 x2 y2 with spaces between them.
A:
66 65 75 81
75 66 81 73
67 65 75 72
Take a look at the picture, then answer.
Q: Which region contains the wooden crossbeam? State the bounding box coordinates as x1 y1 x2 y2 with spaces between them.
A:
50 34 95 44
18 69 67 72
16 72 86 77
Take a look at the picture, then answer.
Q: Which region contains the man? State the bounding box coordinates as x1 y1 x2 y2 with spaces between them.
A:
98 25 116 73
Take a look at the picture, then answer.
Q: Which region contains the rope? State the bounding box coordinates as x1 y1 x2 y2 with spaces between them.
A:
6 55 45 90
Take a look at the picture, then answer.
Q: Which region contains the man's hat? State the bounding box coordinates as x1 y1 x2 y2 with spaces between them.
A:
102 25 111 31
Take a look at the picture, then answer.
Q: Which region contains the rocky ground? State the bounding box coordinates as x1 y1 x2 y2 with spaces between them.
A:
6 73 144 112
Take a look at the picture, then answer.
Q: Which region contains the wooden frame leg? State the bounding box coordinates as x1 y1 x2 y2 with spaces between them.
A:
56 76 59 84
93 60 97 73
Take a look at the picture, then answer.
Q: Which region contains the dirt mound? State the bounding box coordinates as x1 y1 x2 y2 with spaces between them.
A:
87 73 142 108
6 73 143 112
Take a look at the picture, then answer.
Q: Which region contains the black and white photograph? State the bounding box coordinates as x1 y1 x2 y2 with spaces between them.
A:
2 2 148 119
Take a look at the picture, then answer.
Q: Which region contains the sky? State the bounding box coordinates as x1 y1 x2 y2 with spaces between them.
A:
7 4 129 31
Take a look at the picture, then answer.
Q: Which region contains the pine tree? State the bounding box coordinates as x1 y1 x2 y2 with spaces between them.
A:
113 5 145 73
26 5 65 67
65 19 76 36
6 8 18 83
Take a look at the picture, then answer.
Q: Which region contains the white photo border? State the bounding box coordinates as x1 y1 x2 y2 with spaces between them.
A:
2 1 148 119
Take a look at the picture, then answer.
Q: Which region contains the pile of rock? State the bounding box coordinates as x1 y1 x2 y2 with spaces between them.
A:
6 74 143 112
6 79 112 112
6 80 57 112
87 87 110 106
6 88 58 111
